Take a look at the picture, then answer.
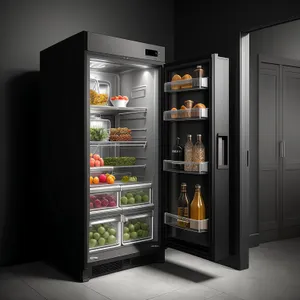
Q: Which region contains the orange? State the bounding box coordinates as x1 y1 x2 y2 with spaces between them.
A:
90 176 93 184
106 176 115 184
93 176 99 184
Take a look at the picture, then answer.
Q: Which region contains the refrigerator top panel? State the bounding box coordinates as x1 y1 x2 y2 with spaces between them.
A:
88 32 165 65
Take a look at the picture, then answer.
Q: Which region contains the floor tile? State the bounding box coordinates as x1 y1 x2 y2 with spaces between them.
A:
208 293 244 300
146 283 221 300
0 279 46 300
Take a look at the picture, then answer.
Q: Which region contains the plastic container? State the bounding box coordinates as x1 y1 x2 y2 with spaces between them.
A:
89 187 119 211
90 116 111 142
122 211 153 245
89 216 121 251
120 183 152 207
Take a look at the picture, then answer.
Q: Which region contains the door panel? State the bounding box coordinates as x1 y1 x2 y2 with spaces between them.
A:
282 66 300 228
258 63 280 235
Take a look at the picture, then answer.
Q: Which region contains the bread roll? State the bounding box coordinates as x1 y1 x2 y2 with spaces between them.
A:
181 74 192 89
171 74 181 90
171 107 177 119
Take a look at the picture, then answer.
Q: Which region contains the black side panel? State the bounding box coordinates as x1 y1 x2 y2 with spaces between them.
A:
40 31 88 280
211 55 230 261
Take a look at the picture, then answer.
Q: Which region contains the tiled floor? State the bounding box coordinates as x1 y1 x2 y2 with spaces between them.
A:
0 238 299 300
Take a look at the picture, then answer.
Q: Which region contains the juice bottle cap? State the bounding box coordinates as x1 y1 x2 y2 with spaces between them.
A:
195 184 201 189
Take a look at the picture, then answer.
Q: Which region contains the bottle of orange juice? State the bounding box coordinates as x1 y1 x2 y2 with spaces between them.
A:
190 184 205 230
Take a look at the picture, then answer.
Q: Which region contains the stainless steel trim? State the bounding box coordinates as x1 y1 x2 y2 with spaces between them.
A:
90 185 121 193
121 203 154 212
120 182 152 191
88 32 165 64
124 212 152 222
90 217 119 225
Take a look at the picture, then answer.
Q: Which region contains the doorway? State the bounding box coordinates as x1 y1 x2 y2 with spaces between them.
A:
241 19 300 247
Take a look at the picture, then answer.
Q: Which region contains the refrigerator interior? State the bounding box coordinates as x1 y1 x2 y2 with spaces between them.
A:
87 55 160 263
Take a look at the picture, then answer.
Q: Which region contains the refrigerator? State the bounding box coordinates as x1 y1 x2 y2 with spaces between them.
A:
40 31 229 282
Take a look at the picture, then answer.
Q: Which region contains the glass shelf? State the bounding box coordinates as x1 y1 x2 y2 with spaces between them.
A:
163 160 208 174
90 165 146 173
90 141 147 148
163 108 208 121
90 105 147 115
164 212 208 233
164 77 208 93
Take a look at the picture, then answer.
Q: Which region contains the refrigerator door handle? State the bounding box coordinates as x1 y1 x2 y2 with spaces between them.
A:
124 212 152 222
280 141 286 158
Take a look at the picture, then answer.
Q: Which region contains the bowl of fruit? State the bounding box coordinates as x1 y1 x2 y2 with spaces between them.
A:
110 95 129 107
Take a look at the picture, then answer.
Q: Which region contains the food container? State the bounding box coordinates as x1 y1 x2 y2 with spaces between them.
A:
120 183 152 207
122 211 153 245
110 97 129 107
89 216 121 251
90 116 111 141
89 187 120 211
90 79 110 106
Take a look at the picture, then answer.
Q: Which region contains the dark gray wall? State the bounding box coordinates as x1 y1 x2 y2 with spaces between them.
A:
250 19 300 237
174 0 300 269
0 0 174 266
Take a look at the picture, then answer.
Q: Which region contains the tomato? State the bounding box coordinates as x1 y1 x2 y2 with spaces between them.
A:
111 96 116 100
123 96 128 100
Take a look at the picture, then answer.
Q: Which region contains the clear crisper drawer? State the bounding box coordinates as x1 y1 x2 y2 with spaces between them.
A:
163 108 208 121
89 187 119 212
164 212 208 233
122 211 153 245
90 116 111 142
120 183 152 207
89 216 121 251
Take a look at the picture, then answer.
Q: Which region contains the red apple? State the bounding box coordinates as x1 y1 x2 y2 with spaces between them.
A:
111 96 116 100
90 195 97 202
90 202 94 209
123 96 128 100
99 158 104 166
90 158 95 167
94 199 101 208
101 199 109 207
99 174 107 183
93 154 100 161
109 200 116 207
95 160 101 167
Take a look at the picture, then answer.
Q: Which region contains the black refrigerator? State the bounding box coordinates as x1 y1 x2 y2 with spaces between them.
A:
40 31 229 282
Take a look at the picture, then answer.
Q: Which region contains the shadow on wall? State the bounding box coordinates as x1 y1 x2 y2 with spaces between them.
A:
2 71 41 265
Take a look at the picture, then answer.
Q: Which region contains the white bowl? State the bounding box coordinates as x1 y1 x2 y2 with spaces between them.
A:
110 99 129 107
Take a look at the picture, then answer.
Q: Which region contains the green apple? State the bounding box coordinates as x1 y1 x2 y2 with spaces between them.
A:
141 223 148 230
121 196 128 205
134 223 141 231
142 230 149 238
98 226 105 235
135 195 142 203
123 226 129 233
108 235 117 244
142 195 149 202
103 231 109 239
104 224 109 230
93 232 100 240
89 239 97 248
126 193 133 198
130 231 138 239
98 237 105 246
89 232 94 239
137 229 143 237
123 233 130 241
128 224 135 232
109 228 116 236
128 197 135 204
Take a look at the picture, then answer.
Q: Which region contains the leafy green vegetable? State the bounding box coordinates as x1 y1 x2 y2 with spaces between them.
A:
90 128 109 141
104 157 136 166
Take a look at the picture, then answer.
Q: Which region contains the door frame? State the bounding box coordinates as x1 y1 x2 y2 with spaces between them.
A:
239 17 300 263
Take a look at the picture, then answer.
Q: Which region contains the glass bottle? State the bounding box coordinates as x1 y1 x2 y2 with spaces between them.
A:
192 134 205 172
190 184 206 230
171 137 184 170
177 182 190 227
184 134 193 171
